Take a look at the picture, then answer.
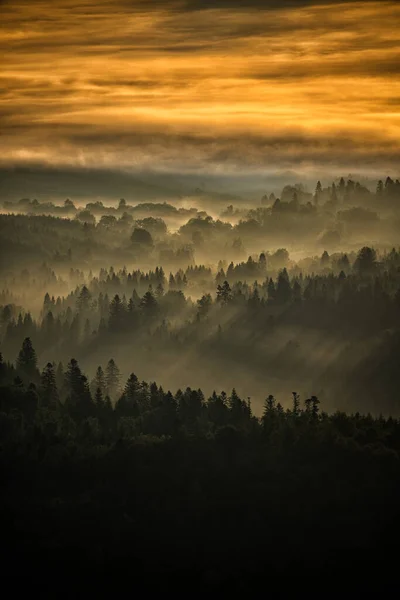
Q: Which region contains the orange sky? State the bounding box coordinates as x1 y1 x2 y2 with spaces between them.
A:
1 0 399 174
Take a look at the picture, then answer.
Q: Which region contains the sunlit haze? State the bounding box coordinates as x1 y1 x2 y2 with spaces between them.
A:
1 0 399 176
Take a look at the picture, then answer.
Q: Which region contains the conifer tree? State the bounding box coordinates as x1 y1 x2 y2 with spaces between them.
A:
292 392 301 416
41 362 59 409
16 337 38 380
106 358 121 400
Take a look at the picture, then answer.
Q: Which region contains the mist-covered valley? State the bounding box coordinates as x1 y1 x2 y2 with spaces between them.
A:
2 173 400 415
3 0 400 588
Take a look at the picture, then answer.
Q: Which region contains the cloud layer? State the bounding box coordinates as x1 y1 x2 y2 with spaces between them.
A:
1 0 399 174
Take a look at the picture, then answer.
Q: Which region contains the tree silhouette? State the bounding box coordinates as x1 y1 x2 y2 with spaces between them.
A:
16 337 38 380
106 359 121 401
131 228 153 247
276 269 292 304
216 281 232 304
41 362 59 409
355 246 377 276
64 358 93 419
91 366 106 398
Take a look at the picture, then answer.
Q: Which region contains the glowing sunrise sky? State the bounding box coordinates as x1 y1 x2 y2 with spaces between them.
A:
1 0 399 175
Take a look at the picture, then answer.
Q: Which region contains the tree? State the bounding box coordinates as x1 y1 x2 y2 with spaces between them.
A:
136 217 167 238
109 294 126 330
292 392 300 416
376 180 383 196
354 246 377 276
155 283 164 298
94 387 105 410
267 278 276 302
64 358 93 419
131 228 153 247
276 269 292 304
140 290 158 315
385 176 394 190
56 362 64 391
76 285 91 312
91 366 106 398
292 280 302 303
262 394 276 432
331 182 338 203
229 388 249 427
321 251 330 267
16 337 38 380
263 394 275 416
197 293 212 319
116 372 142 417
337 254 350 272
216 281 232 305
207 391 228 428
99 215 117 228
106 359 121 401
178 388 205 434
41 362 59 409
311 395 320 419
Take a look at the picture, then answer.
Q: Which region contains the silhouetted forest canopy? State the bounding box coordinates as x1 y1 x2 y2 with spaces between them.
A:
2 175 400 591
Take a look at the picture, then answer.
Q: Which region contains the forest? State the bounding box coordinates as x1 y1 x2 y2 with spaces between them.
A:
1 175 400 591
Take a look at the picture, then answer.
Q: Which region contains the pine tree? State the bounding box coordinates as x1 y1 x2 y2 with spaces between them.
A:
84 318 91 339
276 269 292 304
292 392 301 416
91 366 106 398
106 358 121 400
267 278 276 302
263 394 276 416
150 381 162 409
259 253 267 272
331 182 338 203
197 293 212 319
76 285 91 312
140 290 158 315
207 391 228 428
41 362 59 409
94 387 105 411
338 177 345 198
109 294 126 330
216 280 232 304
16 337 38 380
116 372 142 417
155 282 164 298
229 388 243 425
64 358 93 418
321 251 330 267
56 362 64 391
311 396 320 419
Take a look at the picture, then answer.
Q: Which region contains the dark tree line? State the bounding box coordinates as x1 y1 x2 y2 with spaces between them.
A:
1 337 400 592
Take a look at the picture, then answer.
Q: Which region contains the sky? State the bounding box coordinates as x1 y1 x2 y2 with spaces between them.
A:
1 0 399 177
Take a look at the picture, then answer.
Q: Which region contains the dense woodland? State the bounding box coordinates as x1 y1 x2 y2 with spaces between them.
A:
2 175 400 590
1 335 400 590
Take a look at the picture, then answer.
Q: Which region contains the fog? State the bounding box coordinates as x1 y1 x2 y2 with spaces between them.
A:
1 172 400 415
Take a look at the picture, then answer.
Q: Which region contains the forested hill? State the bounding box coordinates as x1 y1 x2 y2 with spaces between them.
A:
1 340 400 592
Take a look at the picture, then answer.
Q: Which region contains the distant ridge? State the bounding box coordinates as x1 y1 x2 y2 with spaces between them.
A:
0 165 178 204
